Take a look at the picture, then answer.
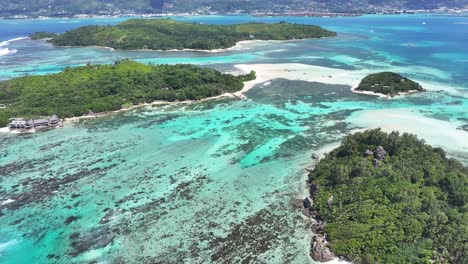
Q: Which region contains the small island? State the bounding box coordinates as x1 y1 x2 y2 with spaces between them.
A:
0 60 256 127
31 19 337 51
354 72 425 97
304 129 467 263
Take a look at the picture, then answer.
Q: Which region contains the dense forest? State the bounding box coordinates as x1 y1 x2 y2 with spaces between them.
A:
356 72 425 96
29 32 58 40
308 129 467 263
40 19 336 50
0 60 256 126
1 0 466 17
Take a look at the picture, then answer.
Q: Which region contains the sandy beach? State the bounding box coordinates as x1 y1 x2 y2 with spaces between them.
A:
234 62 468 159
233 63 466 98
3 62 465 134
52 39 279 53
234 63 366 88
234 63 390 97
349 108 468 155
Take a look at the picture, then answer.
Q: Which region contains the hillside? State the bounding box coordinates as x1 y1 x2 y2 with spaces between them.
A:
307 129 467 263
38 19 336 50
0 60 256 126
1 0 467 17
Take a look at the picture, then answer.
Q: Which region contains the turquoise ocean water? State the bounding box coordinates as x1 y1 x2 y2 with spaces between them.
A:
0 14 467 263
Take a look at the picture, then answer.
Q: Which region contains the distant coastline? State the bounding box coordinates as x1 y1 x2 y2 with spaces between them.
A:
2 10 468 20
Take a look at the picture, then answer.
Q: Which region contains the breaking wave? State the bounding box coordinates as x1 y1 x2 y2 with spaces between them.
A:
0 37 27 57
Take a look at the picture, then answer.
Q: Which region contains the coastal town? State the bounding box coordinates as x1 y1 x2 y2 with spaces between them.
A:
2 0 468 19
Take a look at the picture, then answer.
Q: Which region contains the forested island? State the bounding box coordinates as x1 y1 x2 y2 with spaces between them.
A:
306 129 467 263
0 60 256 127
355 72 425 97
31 19 337 50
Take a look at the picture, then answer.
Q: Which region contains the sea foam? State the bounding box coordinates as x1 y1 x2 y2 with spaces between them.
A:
0 239 20 256
0 37 27 57
0 48 18 56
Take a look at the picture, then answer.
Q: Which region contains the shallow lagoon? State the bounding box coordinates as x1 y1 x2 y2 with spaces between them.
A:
0 14 467 263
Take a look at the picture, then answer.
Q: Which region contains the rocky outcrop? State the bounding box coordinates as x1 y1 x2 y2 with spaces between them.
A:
303 159 338 263
311 220 325 234
309 182 319 193
303 197 313 209
373 159 380 168
371 146 387 167
69 227 115 257
312 234 336 262
374 146 386 160
364 149 373 156
291 198 304 209
295 191 337 262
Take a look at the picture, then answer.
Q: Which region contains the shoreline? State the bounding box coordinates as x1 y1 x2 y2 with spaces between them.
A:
348 108 468 158
350 86 421 98
2 62 462 134
46 39 304 53
2 12 466 20
233 62 468 155
0 76 257 134
234 63 366 89
233 63 461 98
62 76 258 124
62 94 233 125
295 142 352 264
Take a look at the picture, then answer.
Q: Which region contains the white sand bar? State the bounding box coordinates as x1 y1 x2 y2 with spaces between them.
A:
349 108 468 154
235 63 367 88
234 63 467 98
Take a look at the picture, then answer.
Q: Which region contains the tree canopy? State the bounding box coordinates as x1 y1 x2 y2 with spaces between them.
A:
29 32 58 40
309 129 467 264
0 60 256 126
43 19 337 50
356 72 424 96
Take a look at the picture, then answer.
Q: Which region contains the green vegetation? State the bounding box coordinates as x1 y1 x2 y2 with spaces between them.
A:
356 72 424 96
45 19 336 50
0 60 256 126
308 129 467 263
29 32 57 40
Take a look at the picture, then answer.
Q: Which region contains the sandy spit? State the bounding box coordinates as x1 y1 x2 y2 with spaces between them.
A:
233 63 465 98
